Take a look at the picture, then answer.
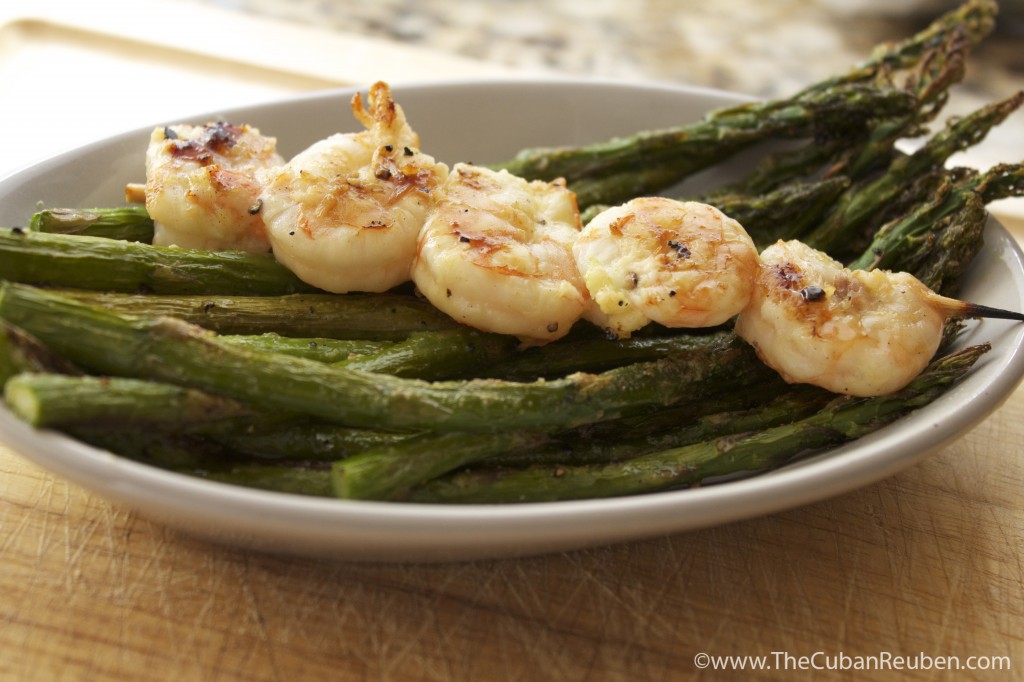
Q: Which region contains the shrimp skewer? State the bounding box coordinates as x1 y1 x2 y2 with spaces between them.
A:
259 82 448 293
735 239 1023 397
144 121 284 253
573 197 760 338
411 163 587 345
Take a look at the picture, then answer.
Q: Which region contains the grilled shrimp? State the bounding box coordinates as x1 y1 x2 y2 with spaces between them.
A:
145 121 284 252
734 239 1024 397
259 81 448 293
573 197 760 338
411 163 587 345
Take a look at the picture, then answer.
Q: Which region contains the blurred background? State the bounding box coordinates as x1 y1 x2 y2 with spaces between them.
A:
187 0 1024 96
1 0 1021 221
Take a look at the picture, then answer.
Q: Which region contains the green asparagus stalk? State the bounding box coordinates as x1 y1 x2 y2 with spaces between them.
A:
338 328 518 379
192 463 335 497
531 383 830 466
710 138 857 198
485 329 738 380
3 357 504 468
4 373 255 429
805 91 1024 256
0 323 80 384
575 28 969 230
3 370 415 460
331 383 830 499
219 334 393 362
56 289 460 339
81 430 337 495
563 2 993 212
220 424 410 461
492 0 997 201
579 175 851 241
793 0 996 98
69 429 237 471
0 346 781 466
0 227 317 295
495 85 916 208
57 291 759 380
848 163 1024 278
830 23 970 182
0 284 768 433
910 193 988 298
331 431 549 500
688 17 977 202
406 344 988 503
705 176 853 244
29 206 154 243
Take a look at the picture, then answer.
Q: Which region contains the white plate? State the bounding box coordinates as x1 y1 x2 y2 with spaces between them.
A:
2 79 1024 562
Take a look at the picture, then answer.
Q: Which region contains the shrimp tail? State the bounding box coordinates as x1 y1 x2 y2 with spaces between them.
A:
956 301 1024 322
927 290 1024 322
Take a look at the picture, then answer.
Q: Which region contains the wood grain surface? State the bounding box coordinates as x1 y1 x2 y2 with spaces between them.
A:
2 384 1021 681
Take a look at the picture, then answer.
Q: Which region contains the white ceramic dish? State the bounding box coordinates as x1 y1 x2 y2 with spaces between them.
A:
2 79 1023 563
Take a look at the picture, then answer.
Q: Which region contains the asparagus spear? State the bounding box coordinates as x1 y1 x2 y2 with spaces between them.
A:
405 344 988 503
485 329 738 380
495 85 917 209
910 192 988 298
534 383 828 465
793 0 996 98
579 175 851 240
331 431 549 500
575 26 967 231
0 284 768 433
4 370 417 461
56 289 460 339
492 0 996 195
219 334 393 362
337 328 518 379
703 177 853 245
331 383 830 500
804 91 1024 256
0 341 780 465
69 429 237 471
0 227 316 295
29 206 154 243
4 373 254 429
75 425 338 497
709 138 857 198
220 424 410 462
508 0 997 214
828 23 970 183
848 163 1024 279
193 464 335 497
0 323 80 384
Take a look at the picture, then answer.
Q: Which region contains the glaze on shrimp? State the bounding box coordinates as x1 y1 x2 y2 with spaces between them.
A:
735 239 958 397
259 81 448 293
145 121 283 252
573 197 760 338
411 163 587 345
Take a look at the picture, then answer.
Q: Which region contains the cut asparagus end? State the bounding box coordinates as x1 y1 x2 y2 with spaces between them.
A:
4 374 43 427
